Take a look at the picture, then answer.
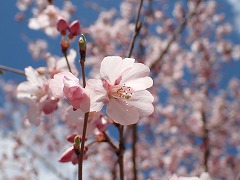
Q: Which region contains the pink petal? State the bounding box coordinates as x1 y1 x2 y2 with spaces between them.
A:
58 147 75 163
26 104 41 125
100 56 135 85
106 98 139 125
57 19 69 35
42 98 58 114
49 71 79 98
67 134 78 143
63 77 90 112
127 90 154 116
69 20 80 38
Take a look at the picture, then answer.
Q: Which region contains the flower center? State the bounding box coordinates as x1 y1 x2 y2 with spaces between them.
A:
109 84 134 100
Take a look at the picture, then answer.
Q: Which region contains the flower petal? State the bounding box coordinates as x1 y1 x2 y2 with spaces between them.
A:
49 71 78 98
127 90 154 116
25 66 45 87
58 146 75 163
100 56 135 85
106 98 139 125
86 79 108 112
121 63 153 90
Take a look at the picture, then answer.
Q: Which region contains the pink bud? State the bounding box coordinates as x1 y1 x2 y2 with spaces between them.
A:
69 20 81 38
57 19 69 35
58 146 77 164
67 134 78 143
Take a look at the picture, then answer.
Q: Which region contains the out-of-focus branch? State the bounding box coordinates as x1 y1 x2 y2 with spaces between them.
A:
0 65 25 76
150 0 202 75
202 110 209 172
127 0 143 58
202 86 209 172
127 1 144 179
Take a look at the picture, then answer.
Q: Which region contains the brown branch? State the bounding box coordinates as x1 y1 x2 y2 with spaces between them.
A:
78 35 89 180
0 65 25 76
63 51 73 73
150 0 202 74
117 125 125 180
201 110 209 172
127 0 143 58
102 131 119 153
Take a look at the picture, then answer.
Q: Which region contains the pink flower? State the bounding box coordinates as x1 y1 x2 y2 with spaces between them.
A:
87 56 154 125
17 66 58 125
56 19 80 38
49 71 90 112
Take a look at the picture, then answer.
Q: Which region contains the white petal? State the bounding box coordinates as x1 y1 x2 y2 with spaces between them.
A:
17 82 39 102
86 79 108 112
121 63 153 90
25 66 44 87
106 98 139 125
121 63 150 82
127 90 154 116
100 56 135 85
124 77 153 91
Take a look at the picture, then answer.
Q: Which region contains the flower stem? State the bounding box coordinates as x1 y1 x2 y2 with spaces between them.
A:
0 65 25 76
78 34 89 180
62 51 73 73
117 125 125 180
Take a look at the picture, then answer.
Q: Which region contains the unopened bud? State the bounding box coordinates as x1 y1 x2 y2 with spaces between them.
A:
74 135 81 146
78 34 87 54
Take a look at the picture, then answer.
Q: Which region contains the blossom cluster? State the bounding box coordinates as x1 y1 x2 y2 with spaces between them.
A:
1 0 240 179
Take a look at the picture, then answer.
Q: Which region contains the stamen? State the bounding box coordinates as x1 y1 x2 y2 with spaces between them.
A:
110 84 134 100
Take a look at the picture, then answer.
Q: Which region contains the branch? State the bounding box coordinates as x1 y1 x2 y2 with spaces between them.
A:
127 0 143 58
0 65 25 76
127 0 144 179
77 35 89 180
117 125 125 180
150 0 202 74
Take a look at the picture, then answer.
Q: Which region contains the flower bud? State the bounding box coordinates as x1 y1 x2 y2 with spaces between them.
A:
79 34 87 59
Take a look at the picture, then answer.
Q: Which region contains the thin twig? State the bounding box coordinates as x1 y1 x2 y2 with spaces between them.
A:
202 86 209 172
63 51 73 73
127 0 143 58
117 125 125 180
78 112 89 180
150 0 202 74
78 35 89 180
127 1 144 179
0 65 25 76
102 131 118 153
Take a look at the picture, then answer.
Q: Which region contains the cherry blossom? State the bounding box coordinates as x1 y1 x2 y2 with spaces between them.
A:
87 56 154 125
49 71 90 112
17 66 58 125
